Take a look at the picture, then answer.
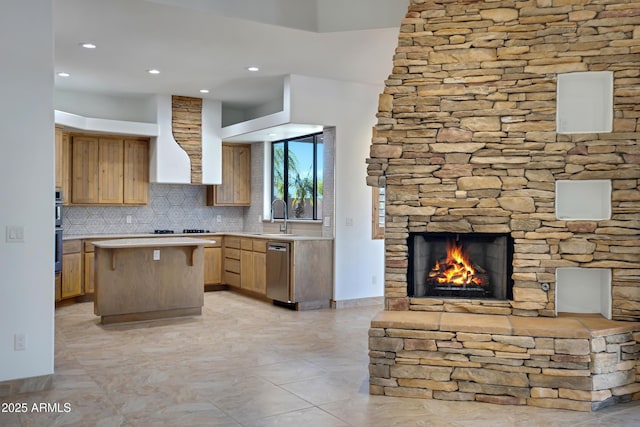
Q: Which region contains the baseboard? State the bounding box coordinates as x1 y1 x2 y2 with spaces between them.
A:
332 296 384 309
0 374 53 398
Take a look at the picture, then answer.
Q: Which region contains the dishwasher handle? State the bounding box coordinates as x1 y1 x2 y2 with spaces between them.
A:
267 243 289 252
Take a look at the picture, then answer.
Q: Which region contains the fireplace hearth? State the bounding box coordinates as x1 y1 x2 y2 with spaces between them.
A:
409 233 513 300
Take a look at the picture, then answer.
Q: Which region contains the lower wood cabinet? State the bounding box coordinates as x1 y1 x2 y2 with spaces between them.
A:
84 252 95 294
61 240 82 299
223 236 241 288
240 238 266 295
204 246 222 285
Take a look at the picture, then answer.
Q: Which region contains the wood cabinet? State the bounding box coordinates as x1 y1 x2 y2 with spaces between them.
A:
84 252 95 294
55 126 63 189
223 236 241 287
204 239 222 286
98 138 124 204
70 134 149 205
207 143 251 206
240 238 266 295
55 273 61 302
61 240 83 299
71 136 99 204
124 139 149 204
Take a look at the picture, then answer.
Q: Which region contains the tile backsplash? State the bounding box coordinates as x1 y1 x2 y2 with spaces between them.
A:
63 184 244 235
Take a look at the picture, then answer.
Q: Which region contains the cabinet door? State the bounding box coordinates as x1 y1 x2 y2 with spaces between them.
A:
61 253 82 298
55 126 63 189
204 247 222 285
123 139 149 204
61 133 71 205
71 136 100 204
240 249 254 290
98 138 124 204
208 144 251 206
55 273 61 302
216 144 235 205
84 252 95 294
234 145 251 205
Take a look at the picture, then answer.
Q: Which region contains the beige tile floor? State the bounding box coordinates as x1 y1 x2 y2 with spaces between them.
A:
1 291 639 426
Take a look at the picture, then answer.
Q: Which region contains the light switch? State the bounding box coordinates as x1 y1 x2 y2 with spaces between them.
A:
6 226 24 243
153 249 160 261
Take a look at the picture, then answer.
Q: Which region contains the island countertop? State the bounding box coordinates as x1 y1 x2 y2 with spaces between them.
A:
92 237 216 249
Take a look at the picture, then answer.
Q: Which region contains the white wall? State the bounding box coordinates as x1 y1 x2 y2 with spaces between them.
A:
289 75 384 301
54 89 157 123
0 1 55 381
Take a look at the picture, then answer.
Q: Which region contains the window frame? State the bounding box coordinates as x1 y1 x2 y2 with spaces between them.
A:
270 132 323 221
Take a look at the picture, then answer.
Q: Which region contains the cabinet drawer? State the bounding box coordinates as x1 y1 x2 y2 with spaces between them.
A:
253 239 267 253
225 271 240 287
225 247 240 260
225 258 240 274
62 239 81 254
240 238 253 251
225 236 240 249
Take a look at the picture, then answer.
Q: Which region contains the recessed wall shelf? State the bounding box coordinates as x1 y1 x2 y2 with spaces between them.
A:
556 268 612 319
555 180 611 220
556 71 613 134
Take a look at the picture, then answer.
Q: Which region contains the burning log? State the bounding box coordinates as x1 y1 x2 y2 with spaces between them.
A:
426 240 489 288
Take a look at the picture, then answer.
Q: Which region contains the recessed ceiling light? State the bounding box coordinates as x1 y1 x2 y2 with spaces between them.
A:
56 72 70 77
80 43 96 49
247 66 260 72
199 89 209 94
147 69 160 74
268 133 277 137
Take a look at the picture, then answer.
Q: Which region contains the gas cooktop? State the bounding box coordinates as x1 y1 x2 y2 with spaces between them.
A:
153 229 211 234
153 229 174 234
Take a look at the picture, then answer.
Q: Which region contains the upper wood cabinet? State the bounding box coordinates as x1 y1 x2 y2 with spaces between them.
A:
207 143 251 206
69 134 149 205
123 139 149 204
55 126 72 204
55 126 63 189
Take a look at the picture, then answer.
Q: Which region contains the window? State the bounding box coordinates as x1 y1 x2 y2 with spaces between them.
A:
372 186 385 239
271 133 323 220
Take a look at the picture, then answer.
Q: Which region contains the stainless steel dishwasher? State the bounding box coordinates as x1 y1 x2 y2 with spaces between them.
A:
266 242 290 303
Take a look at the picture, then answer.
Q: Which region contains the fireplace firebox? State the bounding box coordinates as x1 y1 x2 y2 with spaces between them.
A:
408 233 513 300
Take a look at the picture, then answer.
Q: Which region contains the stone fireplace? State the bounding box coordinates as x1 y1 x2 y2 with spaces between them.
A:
366 0 640 411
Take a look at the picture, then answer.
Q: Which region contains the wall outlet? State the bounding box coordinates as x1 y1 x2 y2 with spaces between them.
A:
153 249 160 261
126 215 132 224
323 216 331 227
345 217 354 227
14 333 26 351
216 215 222 223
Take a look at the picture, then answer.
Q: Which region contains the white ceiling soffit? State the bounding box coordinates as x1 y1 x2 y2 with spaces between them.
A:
144 0 407 32
223 123 324 143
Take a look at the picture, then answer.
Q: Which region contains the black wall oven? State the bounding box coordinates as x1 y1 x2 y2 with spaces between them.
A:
55 191 63 273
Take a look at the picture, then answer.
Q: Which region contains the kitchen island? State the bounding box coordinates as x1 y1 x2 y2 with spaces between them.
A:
93 237 213 324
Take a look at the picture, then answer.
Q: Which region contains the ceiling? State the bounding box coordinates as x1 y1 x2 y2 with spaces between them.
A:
54 0 407 113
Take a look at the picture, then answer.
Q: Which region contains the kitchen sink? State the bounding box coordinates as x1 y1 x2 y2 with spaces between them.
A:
253 233 297 237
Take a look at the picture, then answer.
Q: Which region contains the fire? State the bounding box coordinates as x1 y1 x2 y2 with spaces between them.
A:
428 240 486 287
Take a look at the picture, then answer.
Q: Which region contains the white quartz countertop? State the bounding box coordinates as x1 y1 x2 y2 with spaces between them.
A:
92 237 216 249
65 232 332 242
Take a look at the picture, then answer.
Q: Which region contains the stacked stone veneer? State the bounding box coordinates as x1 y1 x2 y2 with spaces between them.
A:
369 312 640 411
172 95 203 184
366 0 640 320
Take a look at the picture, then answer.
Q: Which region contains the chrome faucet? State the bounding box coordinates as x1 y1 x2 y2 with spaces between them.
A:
271 198 288 234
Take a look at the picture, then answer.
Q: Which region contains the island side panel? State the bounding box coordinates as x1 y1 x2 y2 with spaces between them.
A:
291 240 333 309
94 245 204 319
